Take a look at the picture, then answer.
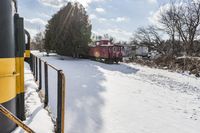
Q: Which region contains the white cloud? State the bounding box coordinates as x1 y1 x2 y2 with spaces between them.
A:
38 0 67 8
39 0 110 8
26 28 40 37
98 18 107 22
147 3 185 28
96 8 105 13
41 13 51 19
115 17 128 22
24 18 47 37
25 18 47 26
93 16 129 23
94 28 132 41
147 0 157 4
89 14 97 19
148 11 160 26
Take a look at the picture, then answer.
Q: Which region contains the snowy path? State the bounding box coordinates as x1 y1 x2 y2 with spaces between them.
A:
38 55 200 133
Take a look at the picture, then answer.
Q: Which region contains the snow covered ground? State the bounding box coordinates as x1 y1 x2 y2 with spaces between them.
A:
35 52 200 133
12 63 54 133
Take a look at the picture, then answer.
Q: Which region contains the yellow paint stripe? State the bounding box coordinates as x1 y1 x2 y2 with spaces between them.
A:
16 57 24 94
0 58 16 103
24 50 30 58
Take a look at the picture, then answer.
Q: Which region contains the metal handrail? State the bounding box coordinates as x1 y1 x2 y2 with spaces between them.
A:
47 63 60 71
30 53 66 133
38 57 60 71
0 104 35 133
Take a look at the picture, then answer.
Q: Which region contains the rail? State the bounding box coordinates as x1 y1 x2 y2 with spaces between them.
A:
0 104 35 133
30 53 66 133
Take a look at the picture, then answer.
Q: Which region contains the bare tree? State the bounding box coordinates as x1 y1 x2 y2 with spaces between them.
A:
133 25 166 55
159 2 177 55
31 32 45 51
174 0 200 55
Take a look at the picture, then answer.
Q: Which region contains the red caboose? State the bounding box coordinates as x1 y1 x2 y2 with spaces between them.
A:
89 39 123 63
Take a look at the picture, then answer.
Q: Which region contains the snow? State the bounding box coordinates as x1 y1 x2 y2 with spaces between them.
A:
177 56 200 60
34 52 200 133
12 63 54 133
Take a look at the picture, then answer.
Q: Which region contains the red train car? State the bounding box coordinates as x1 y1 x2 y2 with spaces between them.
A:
89 39 123 63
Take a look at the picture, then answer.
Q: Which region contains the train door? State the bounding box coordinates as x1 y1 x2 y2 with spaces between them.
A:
108 46 113 59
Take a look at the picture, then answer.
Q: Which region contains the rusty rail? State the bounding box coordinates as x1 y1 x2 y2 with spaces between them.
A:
0 104 35 133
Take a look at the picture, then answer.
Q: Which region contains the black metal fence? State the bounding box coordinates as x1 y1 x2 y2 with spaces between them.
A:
30 53 66 133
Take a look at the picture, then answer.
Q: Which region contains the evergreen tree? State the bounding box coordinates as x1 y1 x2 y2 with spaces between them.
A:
45 2 92 57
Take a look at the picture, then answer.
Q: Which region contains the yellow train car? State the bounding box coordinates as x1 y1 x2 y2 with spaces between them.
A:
0 0 30 132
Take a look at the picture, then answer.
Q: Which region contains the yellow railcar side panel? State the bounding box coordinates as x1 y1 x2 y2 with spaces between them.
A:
0 58 17 103
15 57 24 94
24 50 30 58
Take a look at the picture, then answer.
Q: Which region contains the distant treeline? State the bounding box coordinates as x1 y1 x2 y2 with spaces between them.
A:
131 0 200 57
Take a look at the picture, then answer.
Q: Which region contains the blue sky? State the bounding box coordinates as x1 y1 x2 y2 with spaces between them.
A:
18 0 169 41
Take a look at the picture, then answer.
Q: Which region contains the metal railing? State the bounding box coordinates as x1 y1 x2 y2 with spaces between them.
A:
30 53 66 133
0 104 35 133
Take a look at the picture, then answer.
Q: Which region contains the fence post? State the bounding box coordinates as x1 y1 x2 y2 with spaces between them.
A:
57 70 65 133
30 53 33 71
39 58 42 90
44 62 49 107
32 55 35 76
35 57 38 81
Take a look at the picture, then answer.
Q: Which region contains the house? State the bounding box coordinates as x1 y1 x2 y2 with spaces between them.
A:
135 45 149 57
